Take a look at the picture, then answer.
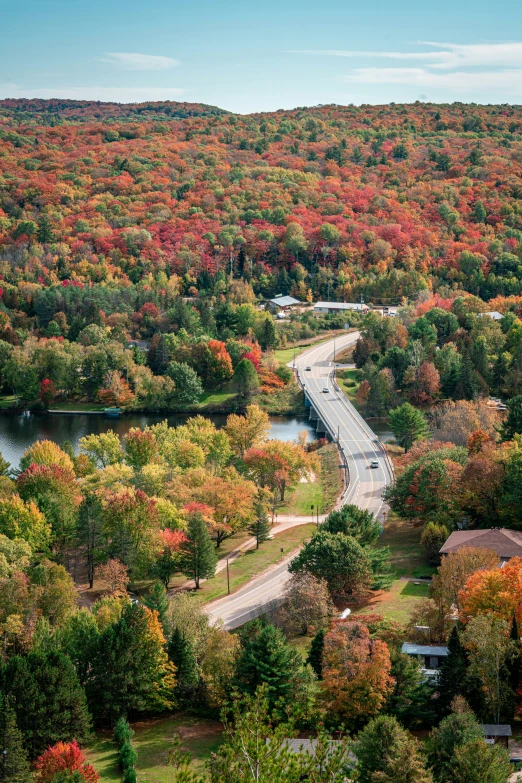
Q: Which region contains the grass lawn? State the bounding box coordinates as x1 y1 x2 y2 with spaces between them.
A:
0 395 16 410
49 401 106 412
277 442 342 516
200 523 317 603
336 368 360 405
351 579 430 624
86 714 223 781
381 513 435 579
278 480 323 516
194 390 237 409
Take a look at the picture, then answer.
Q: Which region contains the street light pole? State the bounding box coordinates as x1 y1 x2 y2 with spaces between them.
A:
226 557 230 595
293 344 296 369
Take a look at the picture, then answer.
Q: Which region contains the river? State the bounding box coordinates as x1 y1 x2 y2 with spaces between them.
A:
0 412 318 468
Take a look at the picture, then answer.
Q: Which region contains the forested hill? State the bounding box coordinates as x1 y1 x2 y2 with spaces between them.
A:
0 98 228 122
1 100 522 305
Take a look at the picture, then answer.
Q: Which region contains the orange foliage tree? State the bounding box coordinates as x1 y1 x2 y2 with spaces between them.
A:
321 620 394 726
35 741 98 783
459 556 522 626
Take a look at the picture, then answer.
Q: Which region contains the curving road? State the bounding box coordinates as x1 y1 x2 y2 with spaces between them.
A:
206 332 393 630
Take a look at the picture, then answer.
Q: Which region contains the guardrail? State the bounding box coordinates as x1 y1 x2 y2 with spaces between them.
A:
330 370 395 487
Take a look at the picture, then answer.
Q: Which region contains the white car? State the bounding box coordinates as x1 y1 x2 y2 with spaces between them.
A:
370 460 379 468
322 386 329 393
305 366 311 371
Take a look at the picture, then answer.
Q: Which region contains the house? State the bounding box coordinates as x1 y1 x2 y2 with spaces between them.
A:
481 310 504 321
268 295 301 311
439 528 522 562
313 301 369 314
481 725 512 748
401 643 449 680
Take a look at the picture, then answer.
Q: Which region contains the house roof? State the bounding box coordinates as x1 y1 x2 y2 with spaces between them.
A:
269 296 300 307
483 311 504 320
314 301 367 310
402 643 449 657
439 529 522 559
481 725 512 737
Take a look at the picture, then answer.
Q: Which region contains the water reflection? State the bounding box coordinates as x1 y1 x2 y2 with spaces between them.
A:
3 412 317 468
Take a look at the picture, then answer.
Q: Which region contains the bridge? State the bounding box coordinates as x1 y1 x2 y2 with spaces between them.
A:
206 332 394 629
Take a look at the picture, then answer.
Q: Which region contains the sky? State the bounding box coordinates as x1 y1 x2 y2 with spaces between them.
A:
1 0 522 114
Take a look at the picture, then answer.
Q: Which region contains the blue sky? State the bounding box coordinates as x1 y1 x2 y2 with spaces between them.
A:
1 0 522 113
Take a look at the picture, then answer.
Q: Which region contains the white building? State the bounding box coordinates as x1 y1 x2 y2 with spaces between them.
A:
314 301 369 314
482 311 504 321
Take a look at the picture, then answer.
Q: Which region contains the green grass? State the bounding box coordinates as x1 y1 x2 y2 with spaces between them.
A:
200 523 317 603
49 401 106 411
278 481 323 516
256 383 306 415
352 579 430 624
336 368 360 405
194 390 237 408
0 395 16 409
277 443 342 516
381 513 435 579
86 714 223 781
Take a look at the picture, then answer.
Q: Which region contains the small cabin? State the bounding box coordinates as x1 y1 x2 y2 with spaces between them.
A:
481 724 512 748
401 643 449 677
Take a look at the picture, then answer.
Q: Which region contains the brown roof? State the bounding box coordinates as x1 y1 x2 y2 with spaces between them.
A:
440 528 522 559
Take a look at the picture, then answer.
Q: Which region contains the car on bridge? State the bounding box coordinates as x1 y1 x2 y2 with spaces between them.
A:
370 460 379 468
322 386 329 393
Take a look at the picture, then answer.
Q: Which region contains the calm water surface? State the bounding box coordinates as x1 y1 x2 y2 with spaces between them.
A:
1 412 317 468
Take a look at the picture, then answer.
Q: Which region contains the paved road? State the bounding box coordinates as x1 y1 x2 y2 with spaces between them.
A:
206 332 393 630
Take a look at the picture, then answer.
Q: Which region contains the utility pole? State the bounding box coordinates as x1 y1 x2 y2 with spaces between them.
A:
293 344 296 369
226 558 230 594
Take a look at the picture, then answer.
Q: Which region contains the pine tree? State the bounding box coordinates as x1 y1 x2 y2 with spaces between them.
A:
0 695 31 783
77 494 105 589
179 513 217 589
234 621 304 710
248 504 271 549
168 628 199 701
233 359 258 401
307 629 325 679
259 318 277 350
37 215 54 244
388 403 429 452
2 652 90 759
356 715 432 783
438 627 468 716
143 582 169 628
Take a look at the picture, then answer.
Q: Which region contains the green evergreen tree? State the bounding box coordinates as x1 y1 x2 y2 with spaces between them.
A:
451 738 512 783
500 394 522 441
168 628 199 702
0 695 31 783
179 513 217 589
386 651 437 727
233 359 258 401
1 652 90 759
166 362 203 405
323 504 381 546
247 504 271 549
37 214 54 244
306 629 325 680
389 402 429 452
234 621 305 711
356 715 433 783
89 602 174 724
259 317 277 350
77 493 105 589
427 710 484 783
437 627 469 716
143 582 169 628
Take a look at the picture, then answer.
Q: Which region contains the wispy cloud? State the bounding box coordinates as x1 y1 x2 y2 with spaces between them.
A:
293 42 522 69
344 67 522 92
291 42 522 96
0 85 185 102
100 52 179 71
